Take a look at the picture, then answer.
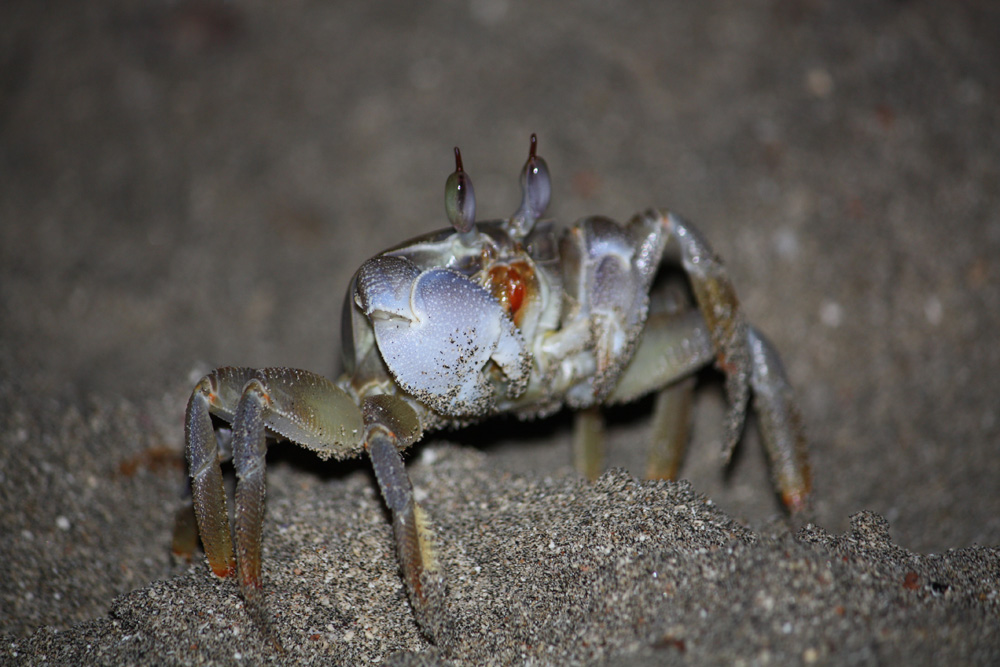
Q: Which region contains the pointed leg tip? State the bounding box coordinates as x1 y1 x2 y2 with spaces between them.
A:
206 551 236 578
782 489 810 515
266 630 285 653
719 436 739 466
209 562 235 579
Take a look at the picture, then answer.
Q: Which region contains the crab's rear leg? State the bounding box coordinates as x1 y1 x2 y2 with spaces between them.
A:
185 367 365 650
598 308 713 482
644 377 697 480
573 304 707 481
572 407 605 482
746 327 812 513
574 378 693 481
653 210 753 461
649 208 811 510
606 307 811 512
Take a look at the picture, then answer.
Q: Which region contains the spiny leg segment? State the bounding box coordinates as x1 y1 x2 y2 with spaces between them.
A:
574 211 811 513
185 368 444 648
185 373 236 579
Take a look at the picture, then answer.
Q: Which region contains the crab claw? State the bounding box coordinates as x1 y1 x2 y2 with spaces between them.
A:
355 255 530 416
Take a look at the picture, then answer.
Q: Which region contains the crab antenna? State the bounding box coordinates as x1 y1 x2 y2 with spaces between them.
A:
509 133 551 238
445 146 478 245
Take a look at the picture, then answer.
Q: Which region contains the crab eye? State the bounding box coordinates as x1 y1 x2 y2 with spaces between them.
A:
445 146 476 235
510 133 551 238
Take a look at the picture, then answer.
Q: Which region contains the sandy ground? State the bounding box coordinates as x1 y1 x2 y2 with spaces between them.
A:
2 0 999 664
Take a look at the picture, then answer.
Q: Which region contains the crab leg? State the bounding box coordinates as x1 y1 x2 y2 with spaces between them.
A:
185 367 365 650
185 370 279 648
572 406 605 481
185 375 237 579
574 209 753 461
606 304 811 512
656 210 752 462
645 377 696 480
228 378 280 649
606 309 709 480
747 327 812 513
609 309 714 405
368 432 429 591
366 419 443 639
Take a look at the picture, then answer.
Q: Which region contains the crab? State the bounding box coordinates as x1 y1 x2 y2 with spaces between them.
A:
184 135 811 649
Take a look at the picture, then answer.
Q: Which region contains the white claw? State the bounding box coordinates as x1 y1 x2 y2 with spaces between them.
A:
355 256 422 322
356 256 529 417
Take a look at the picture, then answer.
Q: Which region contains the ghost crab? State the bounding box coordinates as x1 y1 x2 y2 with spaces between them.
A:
185 135 811 649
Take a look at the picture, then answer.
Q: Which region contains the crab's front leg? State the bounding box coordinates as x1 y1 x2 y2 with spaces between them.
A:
350 249 535 639
361 394 447 639
185 367 365 649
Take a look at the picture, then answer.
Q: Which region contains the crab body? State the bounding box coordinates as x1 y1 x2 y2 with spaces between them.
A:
184 136 811 649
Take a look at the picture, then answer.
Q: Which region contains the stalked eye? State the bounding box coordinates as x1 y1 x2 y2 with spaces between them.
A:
509 133 551 238
445 146 476 235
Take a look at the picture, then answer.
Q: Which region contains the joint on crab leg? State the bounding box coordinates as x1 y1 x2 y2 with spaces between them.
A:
748 327 812 514
185 374 235 579
655 210 752 462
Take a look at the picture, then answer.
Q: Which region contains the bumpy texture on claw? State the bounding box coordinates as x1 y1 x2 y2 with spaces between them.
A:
355 256 530 416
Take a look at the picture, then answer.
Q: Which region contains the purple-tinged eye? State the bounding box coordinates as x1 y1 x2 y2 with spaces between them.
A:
445 146 476 234
510 133 551 237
